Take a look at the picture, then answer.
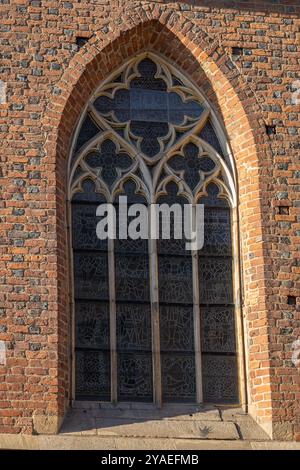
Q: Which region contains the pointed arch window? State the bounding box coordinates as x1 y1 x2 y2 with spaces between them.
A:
69 53 239 404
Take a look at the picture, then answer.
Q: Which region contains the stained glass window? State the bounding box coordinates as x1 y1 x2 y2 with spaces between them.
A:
199 183 238 403
115 182 153 401
70 54 238 405
72 179 110 400
157 183 195 402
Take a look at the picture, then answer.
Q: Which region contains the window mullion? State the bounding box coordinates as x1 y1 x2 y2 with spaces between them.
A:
108 237 117 403
149 204 162 407
192 205 203 403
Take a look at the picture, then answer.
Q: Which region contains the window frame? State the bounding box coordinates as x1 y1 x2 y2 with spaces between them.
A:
66 52 247 408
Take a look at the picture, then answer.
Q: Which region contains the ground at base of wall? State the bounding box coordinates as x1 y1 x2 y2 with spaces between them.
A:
1 406 299 450
0 435 300 450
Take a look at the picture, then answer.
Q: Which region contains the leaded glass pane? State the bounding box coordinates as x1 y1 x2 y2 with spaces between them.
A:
116 179 147 204
74 252 109 300
157 237 187 256
114 172 152 401
76 350 110 400
72 203 107 251
75 301 110 350
202 208 231 256
202 355 238 403
201 306 236 353
94 58 203 158
115 237 148 255
160 305 194 352
131 59 167 91
131 89 168 122
168 92 203 124
199 257 233 304
84 139 132 188
115 254 150 302
158 181 196 402
72 54 238 406
118 353 153 401
199 183 229 207
95 88 130 122
157 183 188 255
157 181 185 204
131 121 169 158
199 178 237 404
117 303 151 351
114 180 148 253
72 179 106 203
199 120 224 157
168 143 216 190
158 256 193 304
74 113 101 153
161 354 196 402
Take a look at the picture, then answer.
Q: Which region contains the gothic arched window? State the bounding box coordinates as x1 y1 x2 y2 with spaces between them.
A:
69 53 239 404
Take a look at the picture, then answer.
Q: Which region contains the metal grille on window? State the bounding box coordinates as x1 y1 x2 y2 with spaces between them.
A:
70 53 239 405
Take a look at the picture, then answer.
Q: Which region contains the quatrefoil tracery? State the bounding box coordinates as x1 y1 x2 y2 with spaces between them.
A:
70 53 235 207
91 57 205 163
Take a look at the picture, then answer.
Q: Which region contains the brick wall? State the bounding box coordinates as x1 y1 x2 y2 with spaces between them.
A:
0 0 299 439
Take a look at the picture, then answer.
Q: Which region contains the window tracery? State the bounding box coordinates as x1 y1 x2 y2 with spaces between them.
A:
70 53 238 404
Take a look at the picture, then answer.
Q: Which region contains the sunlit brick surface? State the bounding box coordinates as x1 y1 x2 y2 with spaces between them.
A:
0 1 299 440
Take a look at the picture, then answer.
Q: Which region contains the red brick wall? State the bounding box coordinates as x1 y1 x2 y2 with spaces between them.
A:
0 0 299 439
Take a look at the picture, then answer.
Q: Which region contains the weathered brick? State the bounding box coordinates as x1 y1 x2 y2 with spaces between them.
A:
0 0 299 441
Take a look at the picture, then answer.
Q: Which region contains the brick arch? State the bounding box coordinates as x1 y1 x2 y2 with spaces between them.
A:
44 12 274 435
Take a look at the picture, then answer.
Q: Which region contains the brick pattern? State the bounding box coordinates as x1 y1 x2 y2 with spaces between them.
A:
0 1 299 439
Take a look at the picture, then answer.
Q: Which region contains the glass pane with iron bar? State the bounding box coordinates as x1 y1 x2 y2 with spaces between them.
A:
115 184 153 402
76 350 111 401
157 183 196 402
198 183 238 404
72 181 111 400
